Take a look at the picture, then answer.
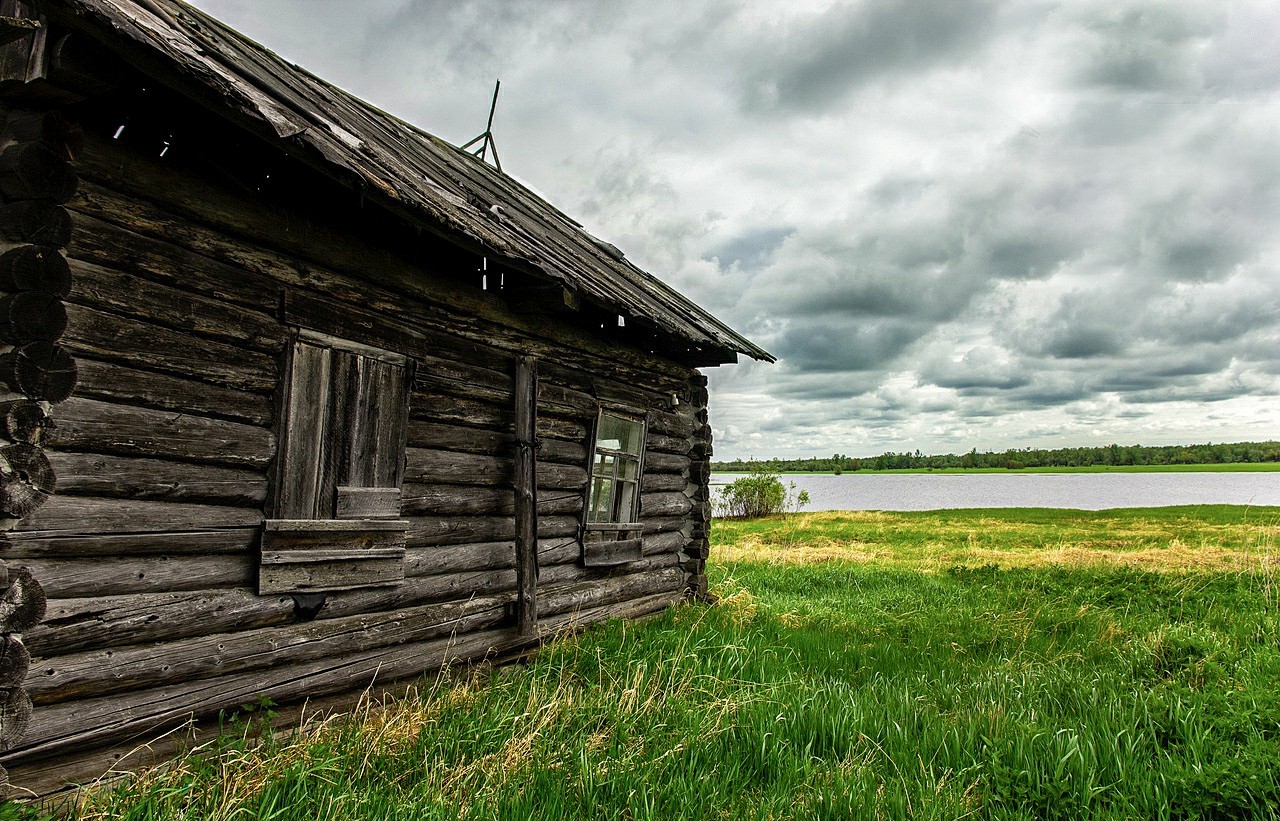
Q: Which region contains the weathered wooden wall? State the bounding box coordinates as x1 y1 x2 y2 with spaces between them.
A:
0 92 714 792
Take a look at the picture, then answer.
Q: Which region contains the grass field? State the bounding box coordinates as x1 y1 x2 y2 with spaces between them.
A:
57 507 1280 820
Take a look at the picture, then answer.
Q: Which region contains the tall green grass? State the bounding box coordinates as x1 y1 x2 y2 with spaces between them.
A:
43 508 1280 819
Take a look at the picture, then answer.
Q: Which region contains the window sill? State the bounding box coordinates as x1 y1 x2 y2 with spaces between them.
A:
259 518 408 594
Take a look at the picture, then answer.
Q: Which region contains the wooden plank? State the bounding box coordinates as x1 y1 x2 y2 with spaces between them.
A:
642 531 687 557
4 585 683 767
19 553 256 598
644 452 691 476
257 550 405 594
45 396 274 469
582 538 644 568
399 483 581 517
644 431 690 455
640 491 694 518
66 207 282 311
60 303 276 393
73 357 273 427
404 514 577 548
69 159 712 380
25 567 682 707
513 356 538 636
15 496 261 535
335 487 400 519
0 528 259 559
274 341 330 519
47 450 266 506
25 594 511 706
65 257 283 353
404 447 511 486
403 538 579 578
25 589 297 657
404 421 585 464
19 540 661 659
640 473 689 493
371 356 410 488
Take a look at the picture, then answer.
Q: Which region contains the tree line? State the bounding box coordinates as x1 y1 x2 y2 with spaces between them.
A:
712 441 1280 473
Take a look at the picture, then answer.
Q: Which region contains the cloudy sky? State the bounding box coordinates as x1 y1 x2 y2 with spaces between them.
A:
190 0 1280 460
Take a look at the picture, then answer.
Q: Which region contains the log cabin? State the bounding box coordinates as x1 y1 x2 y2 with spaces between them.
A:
0 0 772 795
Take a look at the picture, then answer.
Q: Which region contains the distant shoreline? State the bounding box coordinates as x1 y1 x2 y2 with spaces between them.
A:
713 462 1280 476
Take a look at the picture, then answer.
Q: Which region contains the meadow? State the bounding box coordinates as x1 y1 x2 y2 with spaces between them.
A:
36 506 1280 819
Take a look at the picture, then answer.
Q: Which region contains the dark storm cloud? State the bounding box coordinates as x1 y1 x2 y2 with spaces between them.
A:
704 226 795 271
775 318 928 373
740 0 1000 112
189 0 1280 458
1069 2 1219 92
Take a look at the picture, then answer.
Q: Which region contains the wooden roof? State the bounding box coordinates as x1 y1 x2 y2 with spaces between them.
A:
40 0 773 365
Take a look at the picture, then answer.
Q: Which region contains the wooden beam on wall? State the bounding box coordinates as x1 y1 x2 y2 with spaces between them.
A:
513 356 538 637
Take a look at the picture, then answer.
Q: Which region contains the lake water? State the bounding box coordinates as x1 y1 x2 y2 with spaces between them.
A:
711 472 1280 511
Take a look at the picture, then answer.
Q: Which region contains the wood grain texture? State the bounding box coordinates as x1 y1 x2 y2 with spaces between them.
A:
45 396 274 468
60 303 275 393
47 450 266 506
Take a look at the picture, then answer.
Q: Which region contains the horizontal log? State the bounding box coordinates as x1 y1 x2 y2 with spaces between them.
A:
402 538 580 577
642 517 687 536
60 303 276 393
25 589 296 657
399 483 581 517
66 257 283 354
72 358 273 427
642 530 687 556
24 547 677 657
25 594 513 705
644 452 691 475
640 491 694 518
20 553 256 599
646 408 697 439
403 448 586 489
321 550 679 620
66 208 281 312
404 420 585 464
404 514 578 548
14 496 261 536
0 528 259 559
4 588 680 765
47 451 267 506
640 473 689 493
45 396 274 468
645 431 689 455
70 163 695 384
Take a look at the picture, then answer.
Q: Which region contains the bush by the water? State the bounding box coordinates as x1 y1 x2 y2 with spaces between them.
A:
714 470 809 518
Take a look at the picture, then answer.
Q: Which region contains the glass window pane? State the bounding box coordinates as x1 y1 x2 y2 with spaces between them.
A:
598 414 643 455
618 457 639 480
614 480 637 522
589 476 613 523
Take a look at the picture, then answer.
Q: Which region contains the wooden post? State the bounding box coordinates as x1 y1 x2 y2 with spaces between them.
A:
513 356 538 636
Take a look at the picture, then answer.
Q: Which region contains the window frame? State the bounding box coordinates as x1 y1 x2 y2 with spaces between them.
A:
581 408 648 566
261 329 413 595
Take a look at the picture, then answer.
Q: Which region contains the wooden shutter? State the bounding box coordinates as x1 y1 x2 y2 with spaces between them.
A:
261 335 411 594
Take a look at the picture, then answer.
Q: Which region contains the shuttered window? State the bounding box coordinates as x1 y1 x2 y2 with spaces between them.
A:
261 332 412 594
